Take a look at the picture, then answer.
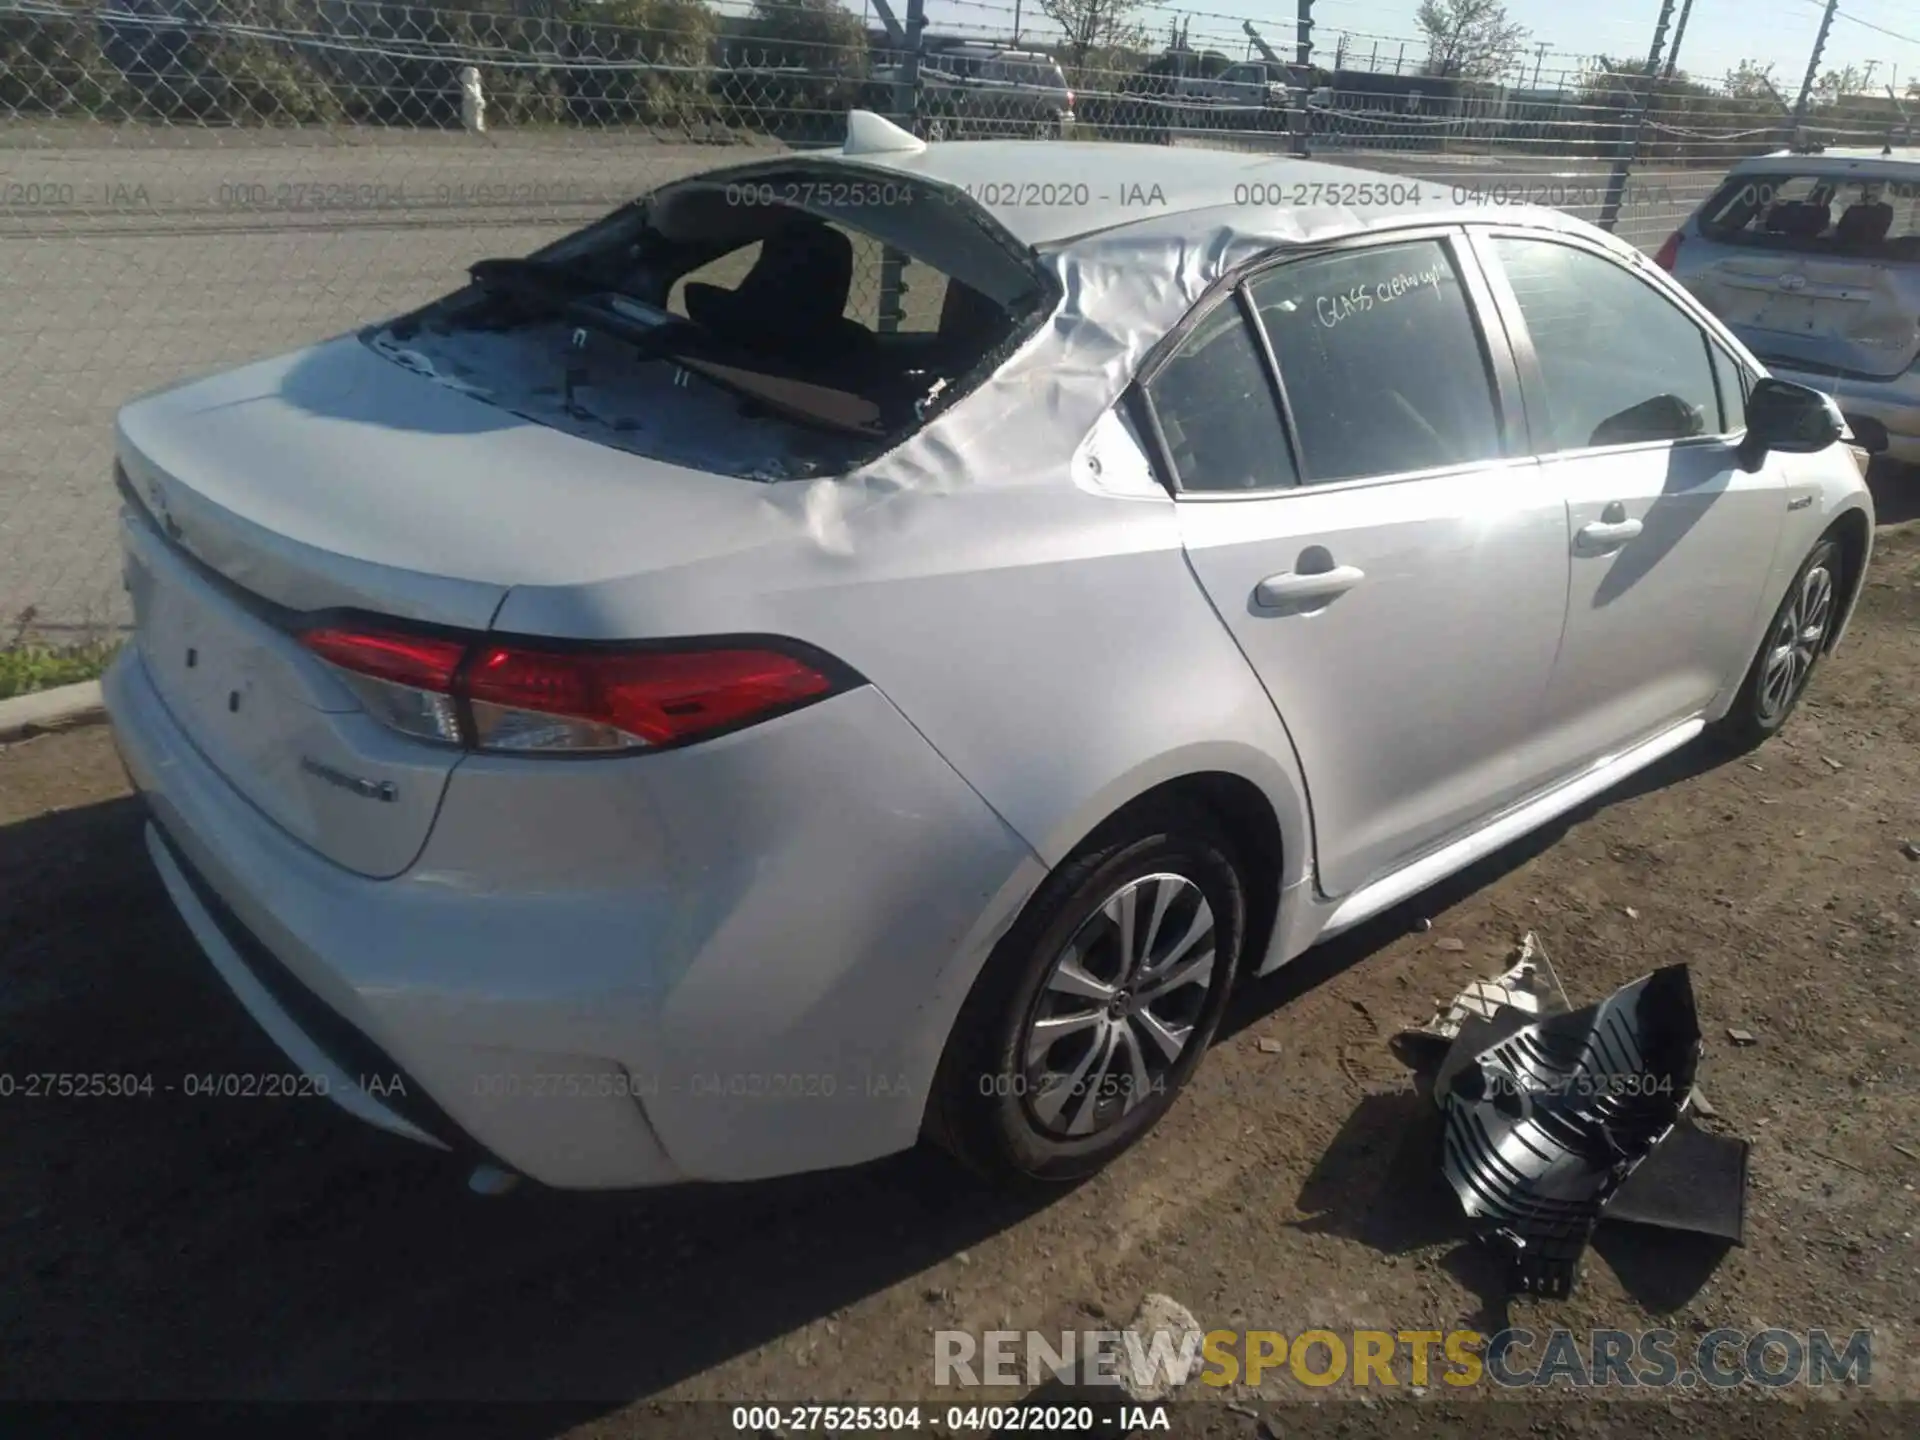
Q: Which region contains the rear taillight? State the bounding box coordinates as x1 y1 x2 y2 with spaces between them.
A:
299 624 851 755
301 626 466 745
1653 230 1683 271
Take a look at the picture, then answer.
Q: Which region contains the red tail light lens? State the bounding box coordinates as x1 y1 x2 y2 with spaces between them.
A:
299 625 848 755
464 645 835 752
300 626 467 744
301 627 465 691
1652 230 1683 272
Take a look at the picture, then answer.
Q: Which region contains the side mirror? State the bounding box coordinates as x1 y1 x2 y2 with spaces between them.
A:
1737 377 1845 471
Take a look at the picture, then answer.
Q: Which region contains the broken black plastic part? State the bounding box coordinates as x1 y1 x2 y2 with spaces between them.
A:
1493 1225 1586 1300
1438 964 1703 1298
1603 1116 1749 1244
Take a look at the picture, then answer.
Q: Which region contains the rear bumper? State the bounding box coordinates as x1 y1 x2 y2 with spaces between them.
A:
1765 361 1920 464
104 646 1044 1189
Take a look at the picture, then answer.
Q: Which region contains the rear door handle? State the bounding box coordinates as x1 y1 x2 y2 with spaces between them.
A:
1254 564 1366 606
1575 518 1643 553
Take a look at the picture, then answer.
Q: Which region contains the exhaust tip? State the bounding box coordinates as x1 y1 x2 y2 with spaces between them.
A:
468 1162 522 1196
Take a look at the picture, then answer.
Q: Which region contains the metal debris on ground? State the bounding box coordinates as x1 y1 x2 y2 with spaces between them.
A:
1728 1028 1758 1046
1393 937 1749 1300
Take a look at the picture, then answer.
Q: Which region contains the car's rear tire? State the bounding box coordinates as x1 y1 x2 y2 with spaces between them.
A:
1710 535 1843 753
927 800 1246 1188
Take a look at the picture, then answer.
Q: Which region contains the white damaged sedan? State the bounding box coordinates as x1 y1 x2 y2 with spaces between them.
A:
106 113 1873 1190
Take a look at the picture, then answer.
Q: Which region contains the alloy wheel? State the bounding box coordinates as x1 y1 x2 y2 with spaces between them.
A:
1020 873 1218 1139
1758 560 1834 722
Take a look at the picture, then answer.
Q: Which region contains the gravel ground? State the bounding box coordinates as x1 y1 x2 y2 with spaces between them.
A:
1 122 1718 636
1 489 1917 1434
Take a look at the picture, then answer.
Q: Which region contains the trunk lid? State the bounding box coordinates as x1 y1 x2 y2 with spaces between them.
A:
1688 250 1920 379
116 334 803 626
115 334 802 878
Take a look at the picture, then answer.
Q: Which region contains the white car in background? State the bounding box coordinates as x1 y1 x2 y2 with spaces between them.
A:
1660 147 1920 464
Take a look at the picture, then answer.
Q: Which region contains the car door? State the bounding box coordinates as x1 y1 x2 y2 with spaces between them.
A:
1155 231 1571 899
1470 229 1787 774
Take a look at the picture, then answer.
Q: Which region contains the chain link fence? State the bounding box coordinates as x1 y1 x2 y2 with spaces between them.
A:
2 0 1913 639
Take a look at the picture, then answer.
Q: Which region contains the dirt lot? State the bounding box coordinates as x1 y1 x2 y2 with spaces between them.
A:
3 499 1919 1436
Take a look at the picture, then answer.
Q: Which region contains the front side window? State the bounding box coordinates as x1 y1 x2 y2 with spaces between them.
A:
1247 238 1505 484
1490 236 1723 452
1708 341 1752 432
1144 301 1298 493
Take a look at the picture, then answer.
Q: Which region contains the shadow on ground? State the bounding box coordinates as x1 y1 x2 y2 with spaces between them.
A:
1866 458 1919 526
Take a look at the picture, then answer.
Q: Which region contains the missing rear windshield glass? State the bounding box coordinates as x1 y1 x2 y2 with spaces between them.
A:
368 165 1054 481
1700 173 1920 259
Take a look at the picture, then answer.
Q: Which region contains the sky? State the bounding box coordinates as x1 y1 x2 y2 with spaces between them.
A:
888 0 1920 95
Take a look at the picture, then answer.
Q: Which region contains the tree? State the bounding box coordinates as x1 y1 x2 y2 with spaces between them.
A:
563 0 715 127
741 0 866 72
1724 59 1782 102
1415 0 1529 80
1813 64 1866 105
1040 0 1150 69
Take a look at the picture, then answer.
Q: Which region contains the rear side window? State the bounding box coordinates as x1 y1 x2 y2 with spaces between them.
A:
1145 301 1298 492
1247 238 1505 483
1491 236 1723 451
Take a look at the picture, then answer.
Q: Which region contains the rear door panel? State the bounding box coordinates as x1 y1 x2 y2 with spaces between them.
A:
1166 230 1571 899
1181 468 1567 896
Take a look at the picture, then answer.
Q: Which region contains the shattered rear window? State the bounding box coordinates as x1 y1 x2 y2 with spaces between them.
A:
1699 172 1920 259
366 165 1052 482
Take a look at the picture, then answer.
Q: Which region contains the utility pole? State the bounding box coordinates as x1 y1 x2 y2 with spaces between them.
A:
1531 42 1546 89
1662 0 1696 81
1597 0 1679 233
878 0 927 334
1792 0 1838 131
1296 0 1313 67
